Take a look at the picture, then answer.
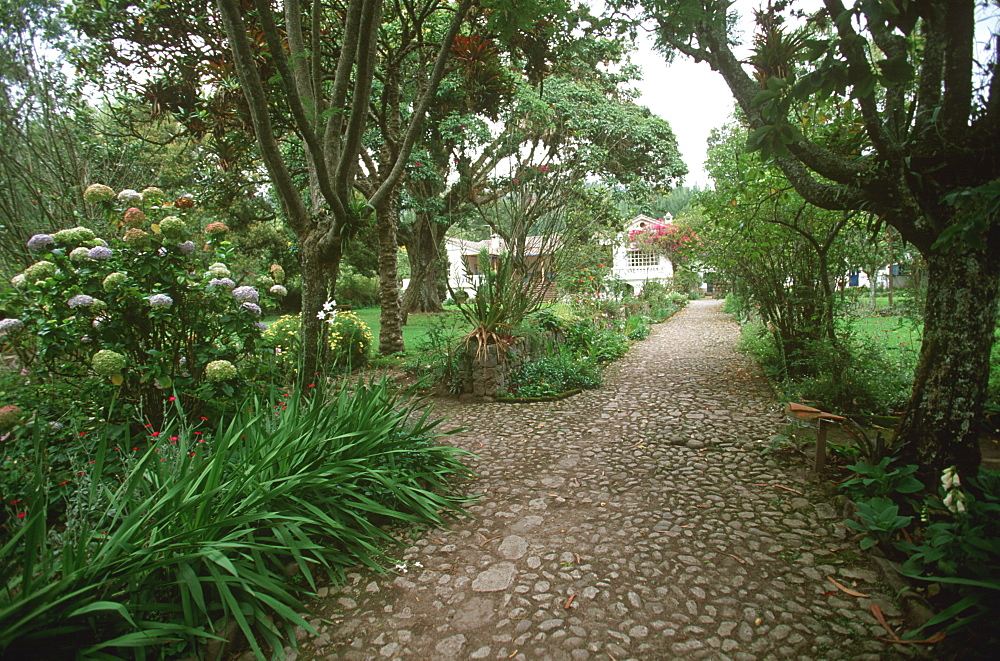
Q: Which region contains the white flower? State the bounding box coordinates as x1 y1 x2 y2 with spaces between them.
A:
394 563 408 573
117 189 142 204
941 466 960 491
322 299 337 311
943 490 968 514
413 561 423 568
317 310 327 320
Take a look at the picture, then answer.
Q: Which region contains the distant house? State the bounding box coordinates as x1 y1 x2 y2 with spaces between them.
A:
443 214 684 298
445 234 559 297
609 214 676 295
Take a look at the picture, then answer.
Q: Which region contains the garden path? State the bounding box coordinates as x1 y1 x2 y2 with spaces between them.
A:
294 299 922 660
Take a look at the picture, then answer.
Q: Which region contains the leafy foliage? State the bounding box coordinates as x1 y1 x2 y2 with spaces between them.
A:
845 497 913 550
506 349 602 398
0 186 284 421
842 458 924 501
0 379 470 658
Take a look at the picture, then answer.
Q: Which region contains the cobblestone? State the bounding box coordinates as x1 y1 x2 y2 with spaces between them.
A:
296 300 926 659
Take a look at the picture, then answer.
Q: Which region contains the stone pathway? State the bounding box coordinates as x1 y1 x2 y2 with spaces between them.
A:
295 299 922 660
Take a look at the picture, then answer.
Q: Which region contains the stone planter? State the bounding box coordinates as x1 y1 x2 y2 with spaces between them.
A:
454 330 561 399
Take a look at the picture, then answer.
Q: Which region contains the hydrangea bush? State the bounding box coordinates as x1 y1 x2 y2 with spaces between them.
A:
0 184 288 418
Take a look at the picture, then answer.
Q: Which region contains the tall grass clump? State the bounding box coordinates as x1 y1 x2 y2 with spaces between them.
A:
0 379 471 659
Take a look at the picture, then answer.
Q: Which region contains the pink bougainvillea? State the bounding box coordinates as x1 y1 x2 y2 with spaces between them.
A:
628 220 701 263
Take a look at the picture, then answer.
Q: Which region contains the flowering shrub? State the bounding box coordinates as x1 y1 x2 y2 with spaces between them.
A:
0 184 288 420
628 220 701 264
263 304 372 378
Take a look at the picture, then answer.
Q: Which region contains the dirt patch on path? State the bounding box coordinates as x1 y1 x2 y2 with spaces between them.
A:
289 300 925 660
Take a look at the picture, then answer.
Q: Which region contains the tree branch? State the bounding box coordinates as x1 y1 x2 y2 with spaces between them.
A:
216 0 310 234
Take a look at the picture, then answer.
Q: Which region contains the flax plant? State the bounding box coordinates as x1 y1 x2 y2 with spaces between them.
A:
0 379 471 659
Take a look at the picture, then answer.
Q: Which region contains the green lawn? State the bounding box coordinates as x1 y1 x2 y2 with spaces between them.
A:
351 307 467 353
848 311 1000 401
849 315 921 361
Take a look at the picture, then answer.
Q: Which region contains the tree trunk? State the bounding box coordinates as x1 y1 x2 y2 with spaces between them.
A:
894 249 1000 478
376 195 405 355
300 230 344 383
401 213 448 314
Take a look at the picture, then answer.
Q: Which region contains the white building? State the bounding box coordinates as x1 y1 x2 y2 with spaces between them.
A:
444 235 558 297
609 215 677 295
442 215 684 299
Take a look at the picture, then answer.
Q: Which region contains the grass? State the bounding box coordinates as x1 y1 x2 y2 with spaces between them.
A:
351 307 466 352
848 315 922 366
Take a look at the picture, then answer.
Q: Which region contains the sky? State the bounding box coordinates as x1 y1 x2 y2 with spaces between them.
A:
630 42 736 189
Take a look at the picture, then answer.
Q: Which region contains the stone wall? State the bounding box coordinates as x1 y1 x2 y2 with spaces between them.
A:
455 331 559 400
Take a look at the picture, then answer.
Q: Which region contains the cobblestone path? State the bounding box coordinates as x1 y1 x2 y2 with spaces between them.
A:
297 299 919 660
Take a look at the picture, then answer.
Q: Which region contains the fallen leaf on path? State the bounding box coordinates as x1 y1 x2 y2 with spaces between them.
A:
881 631 946 645
871 604 900 642
828 576 871 598
723 553 747 564
826 576 871 599
565 594 576 609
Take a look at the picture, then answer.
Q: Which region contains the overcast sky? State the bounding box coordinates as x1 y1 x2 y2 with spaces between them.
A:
630 43 735 189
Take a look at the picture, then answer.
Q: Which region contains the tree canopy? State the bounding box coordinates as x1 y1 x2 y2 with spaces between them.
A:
614 0 1000 476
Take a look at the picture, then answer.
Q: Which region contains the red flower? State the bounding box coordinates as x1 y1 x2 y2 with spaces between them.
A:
168 396 177 402
150 432 160 437
17 512 25 519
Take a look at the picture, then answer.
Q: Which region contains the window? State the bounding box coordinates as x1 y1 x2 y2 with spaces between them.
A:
628 250 658 268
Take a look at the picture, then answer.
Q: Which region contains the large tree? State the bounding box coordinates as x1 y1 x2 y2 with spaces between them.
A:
213 0 472 378
68 0 473 375
401 28 688 314
619 0 1000 477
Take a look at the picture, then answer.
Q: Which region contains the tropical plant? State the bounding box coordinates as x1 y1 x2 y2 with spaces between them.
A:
450 248 553 362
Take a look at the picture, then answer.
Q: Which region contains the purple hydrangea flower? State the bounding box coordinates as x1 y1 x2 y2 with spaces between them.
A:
177 241 196 255
254 322 268 331
27 234 55 251
269 284 288 297
208 277 236 290
149 294 174 308
232 286 259 303
68 294 96 309
88 246 113 260
0 318 25 335
241 302 262 315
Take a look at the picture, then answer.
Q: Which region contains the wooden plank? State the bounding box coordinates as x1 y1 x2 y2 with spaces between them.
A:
815 418 829 473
